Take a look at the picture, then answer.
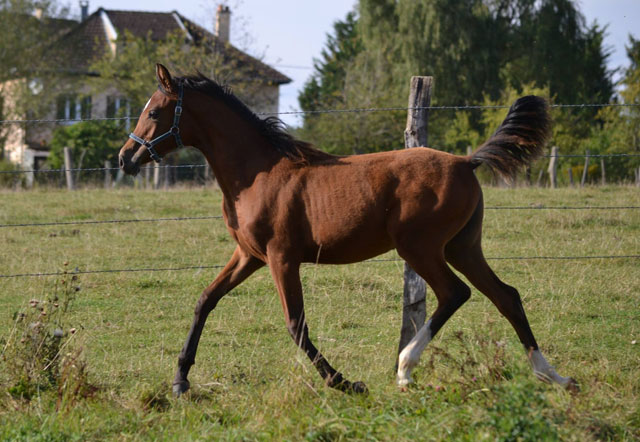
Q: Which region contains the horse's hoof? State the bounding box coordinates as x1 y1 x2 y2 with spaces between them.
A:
351 381 368 395
172 380 190 397
565 377 580 394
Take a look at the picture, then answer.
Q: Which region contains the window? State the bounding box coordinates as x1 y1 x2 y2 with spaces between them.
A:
56 95 91 123
106 96 131 130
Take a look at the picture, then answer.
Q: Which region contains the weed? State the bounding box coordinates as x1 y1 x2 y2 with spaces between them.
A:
0 263 93 407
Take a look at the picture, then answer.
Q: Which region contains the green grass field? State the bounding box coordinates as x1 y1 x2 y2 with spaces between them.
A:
0 185 638 441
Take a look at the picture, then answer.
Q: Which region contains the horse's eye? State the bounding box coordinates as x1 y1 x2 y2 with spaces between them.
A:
148 110 159 119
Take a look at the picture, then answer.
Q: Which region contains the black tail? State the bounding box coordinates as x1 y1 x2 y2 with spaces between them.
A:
470 96 551 182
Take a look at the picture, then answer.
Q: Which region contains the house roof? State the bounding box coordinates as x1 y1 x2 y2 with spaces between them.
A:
56 8 291 85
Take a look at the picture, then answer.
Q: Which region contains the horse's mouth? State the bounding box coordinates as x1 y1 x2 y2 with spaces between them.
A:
119 156 140 176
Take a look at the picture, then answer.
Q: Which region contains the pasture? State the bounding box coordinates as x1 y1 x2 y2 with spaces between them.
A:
0 185 638 440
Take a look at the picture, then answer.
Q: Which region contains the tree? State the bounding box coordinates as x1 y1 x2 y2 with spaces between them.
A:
90 29 272 115
0 0 73 115
588 36 640 182
298 0 614 159
298 11 362 114
47 120 124 173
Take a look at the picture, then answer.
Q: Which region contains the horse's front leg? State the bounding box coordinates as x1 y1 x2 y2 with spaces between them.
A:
173 246 264 396
268 255 367 394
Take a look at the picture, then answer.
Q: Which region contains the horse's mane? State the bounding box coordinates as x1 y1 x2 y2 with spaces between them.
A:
174 73 335 165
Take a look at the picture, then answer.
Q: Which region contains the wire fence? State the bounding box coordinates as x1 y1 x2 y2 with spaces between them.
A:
2 254 639 279
1 154 639 175
1 102 640 125
2 205 640 229
1 100 638 278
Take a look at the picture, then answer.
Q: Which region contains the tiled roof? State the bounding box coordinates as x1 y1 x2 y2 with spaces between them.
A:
55 8 291 84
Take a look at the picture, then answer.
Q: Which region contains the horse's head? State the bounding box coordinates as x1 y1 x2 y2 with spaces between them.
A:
119 64 191 175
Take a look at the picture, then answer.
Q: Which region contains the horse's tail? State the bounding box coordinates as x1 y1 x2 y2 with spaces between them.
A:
470 96 551 182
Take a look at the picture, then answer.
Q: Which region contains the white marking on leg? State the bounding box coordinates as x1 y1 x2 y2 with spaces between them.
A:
528 349 572 386
397 319 432 386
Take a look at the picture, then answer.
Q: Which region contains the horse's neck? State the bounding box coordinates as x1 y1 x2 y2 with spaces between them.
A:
193 98 283 201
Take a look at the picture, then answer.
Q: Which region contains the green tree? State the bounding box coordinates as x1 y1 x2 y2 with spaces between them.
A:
588 36 640 182
48 120 125 172
90 30 269 115
299 11 362 114
0 0 73 117
298 0 613 158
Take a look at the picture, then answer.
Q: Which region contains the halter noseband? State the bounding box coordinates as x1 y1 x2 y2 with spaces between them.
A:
128 81 184 163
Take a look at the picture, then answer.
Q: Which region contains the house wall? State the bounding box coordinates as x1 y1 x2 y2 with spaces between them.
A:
249 84 280 118
1 79 27 165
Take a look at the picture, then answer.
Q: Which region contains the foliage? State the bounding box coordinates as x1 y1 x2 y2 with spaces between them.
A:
0 0 75 117
0 157 24 187
0 263 87 403
298 0 615 174
90 29 272 115
299 11 362 114
47 120 125 171
588 36 640 182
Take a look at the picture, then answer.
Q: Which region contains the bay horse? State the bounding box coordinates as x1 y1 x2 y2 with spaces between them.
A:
119 64 577 396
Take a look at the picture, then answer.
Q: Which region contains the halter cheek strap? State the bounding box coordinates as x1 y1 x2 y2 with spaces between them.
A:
128 81 185 163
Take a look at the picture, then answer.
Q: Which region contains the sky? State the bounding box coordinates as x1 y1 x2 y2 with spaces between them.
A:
82 0 639 127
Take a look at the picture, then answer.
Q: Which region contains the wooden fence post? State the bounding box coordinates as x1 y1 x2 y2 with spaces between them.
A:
397 76 431 365
548 146 558 188
581 149 590 187
104 160 112 189
568 167 574 186
600 158 606 185
144 164 151 189
153 165 161 189
63 147 75 190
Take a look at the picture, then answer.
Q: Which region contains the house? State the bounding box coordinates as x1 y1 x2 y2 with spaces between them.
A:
1 4 291 173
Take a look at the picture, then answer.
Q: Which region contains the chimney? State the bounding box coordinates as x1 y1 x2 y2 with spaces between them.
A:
80 1 89 21
215 5 230 42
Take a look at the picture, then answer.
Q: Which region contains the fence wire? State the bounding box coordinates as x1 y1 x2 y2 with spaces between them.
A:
1 154 639 175
1 102 639 125
2 254 639 279
2 206 639 229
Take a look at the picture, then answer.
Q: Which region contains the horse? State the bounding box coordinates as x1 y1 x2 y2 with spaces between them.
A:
119 64 577 396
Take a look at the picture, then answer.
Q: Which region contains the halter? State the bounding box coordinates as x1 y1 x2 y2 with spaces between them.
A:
129 81 184 163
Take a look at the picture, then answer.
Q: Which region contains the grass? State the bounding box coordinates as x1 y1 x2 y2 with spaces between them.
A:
0 185 638 440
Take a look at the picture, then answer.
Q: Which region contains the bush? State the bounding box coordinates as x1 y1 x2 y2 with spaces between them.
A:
0 263 94 407
0 158 24 188
48 120 126 173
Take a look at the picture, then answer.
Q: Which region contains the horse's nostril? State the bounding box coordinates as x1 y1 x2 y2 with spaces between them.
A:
119 156 124 168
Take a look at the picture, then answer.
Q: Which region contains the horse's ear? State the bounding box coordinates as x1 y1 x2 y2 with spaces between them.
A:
156 63 175 94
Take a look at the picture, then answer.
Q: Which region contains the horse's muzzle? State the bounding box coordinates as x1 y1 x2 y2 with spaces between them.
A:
119 154 140 176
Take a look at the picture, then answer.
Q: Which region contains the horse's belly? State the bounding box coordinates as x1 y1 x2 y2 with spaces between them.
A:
303 215 394 264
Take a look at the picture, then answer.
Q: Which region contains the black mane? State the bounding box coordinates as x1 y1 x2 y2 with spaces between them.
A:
174 73 335 164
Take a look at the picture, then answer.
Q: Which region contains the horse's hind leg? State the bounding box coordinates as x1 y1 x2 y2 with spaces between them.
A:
173 246 264 396
268 255 367 394
445 225 578 391
395 246 472 387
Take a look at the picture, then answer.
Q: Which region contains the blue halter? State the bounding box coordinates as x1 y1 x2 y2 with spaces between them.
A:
129 82 184 163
